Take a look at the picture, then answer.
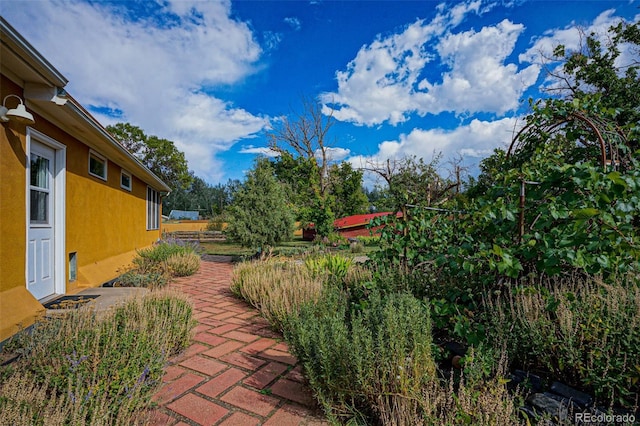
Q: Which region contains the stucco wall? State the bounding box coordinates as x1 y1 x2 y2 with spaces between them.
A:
64 134 160 290
0 76 162 341
162 220 211 232
0 80 28 295
0 79 42 341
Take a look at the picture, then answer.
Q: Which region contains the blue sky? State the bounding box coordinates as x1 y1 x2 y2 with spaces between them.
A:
2 0 638 187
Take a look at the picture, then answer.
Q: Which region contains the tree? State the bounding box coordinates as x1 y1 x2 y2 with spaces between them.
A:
455 21 640 280
163 177 240 218
363 185 393 212
226 158 294 252
267 96 336 237
327 162 368 218
364 155 456 212
540 21 640 156
107 123 193 191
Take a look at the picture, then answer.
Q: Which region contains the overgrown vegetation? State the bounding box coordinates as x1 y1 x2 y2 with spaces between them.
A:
230 21 640 425
232 255 525 425
286 288 437 424
0 290 195 425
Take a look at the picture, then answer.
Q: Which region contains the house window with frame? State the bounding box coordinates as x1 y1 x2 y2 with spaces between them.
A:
147 187 160 230
121 170 132 191
88 150 107 180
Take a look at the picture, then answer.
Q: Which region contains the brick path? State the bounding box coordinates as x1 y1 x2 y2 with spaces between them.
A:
148 257 328 426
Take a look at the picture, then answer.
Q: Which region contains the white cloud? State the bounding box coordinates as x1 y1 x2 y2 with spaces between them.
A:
238 145 281 157
263 31 284 51
238 145 351 163
321 0 539 126
284 17 302 31
426 19 540 115
2 0 268 183
319 147 351 162
348 117 521 185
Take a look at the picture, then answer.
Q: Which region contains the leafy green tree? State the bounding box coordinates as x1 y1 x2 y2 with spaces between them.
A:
364 155 458 212
327 162 368 218
550 21 640 142
107 123 192 191
362 186 390 212
164 177 240 218
226 158 294 252
267 97 336 237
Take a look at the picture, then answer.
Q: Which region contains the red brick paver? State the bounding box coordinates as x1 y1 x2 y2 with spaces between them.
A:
150 257 327 425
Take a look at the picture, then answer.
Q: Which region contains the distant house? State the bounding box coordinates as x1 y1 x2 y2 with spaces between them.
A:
302 212 401 240
0 17 171 342
169 210 199 220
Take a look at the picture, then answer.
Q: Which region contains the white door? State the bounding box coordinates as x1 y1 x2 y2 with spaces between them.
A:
27 141 56 300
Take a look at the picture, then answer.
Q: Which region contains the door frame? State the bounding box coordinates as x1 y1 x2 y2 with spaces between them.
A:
25 127 66 299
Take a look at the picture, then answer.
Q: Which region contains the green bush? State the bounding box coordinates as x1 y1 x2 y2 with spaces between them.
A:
134 239 198 268
356 235 380 247
304 253 352 283
0 290 195 424
231 260 323 330
285 287 436 424
349 241 365 253
206 214 227 232
166 252 201 277
118 239 201 287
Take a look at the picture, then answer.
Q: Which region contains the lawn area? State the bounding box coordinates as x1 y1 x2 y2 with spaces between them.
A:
200 236 313 257
199 236 379 259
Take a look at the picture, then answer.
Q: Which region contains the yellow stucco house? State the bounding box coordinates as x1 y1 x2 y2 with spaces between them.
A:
0 17 171 342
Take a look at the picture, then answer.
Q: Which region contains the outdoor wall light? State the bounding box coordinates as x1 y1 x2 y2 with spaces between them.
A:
0 94 35 125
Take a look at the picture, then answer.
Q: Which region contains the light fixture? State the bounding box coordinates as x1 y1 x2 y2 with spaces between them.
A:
0 94 35 125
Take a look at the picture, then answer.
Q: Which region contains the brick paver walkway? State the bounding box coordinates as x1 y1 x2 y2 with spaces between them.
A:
148 257 328 426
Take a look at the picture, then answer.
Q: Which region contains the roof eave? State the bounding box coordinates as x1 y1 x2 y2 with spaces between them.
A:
0 17 67 87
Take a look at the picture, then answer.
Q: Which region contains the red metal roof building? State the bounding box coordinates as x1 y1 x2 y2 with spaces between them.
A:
303 212 402 240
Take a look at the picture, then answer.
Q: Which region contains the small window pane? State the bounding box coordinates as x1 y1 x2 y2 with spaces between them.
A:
31 154 50 189
121 172 131 190
30 190 49 223
89 153 106 179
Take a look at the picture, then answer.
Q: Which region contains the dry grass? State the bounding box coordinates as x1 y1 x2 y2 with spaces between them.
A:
231 259 323 329
0 289 195 425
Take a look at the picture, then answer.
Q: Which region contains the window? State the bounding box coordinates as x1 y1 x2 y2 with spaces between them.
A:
89 150 107 180
30 152 51 224
147 187 160 230
69 252 77 282
120 170 132 191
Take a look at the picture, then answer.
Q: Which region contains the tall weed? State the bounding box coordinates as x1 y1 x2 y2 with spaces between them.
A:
419 348 524 426
484 274 640 408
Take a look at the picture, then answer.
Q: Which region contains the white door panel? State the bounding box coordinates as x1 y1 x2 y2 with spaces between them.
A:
27 141 56 300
